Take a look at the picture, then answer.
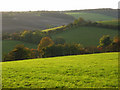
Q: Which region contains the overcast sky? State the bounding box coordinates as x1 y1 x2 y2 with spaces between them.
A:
0 0 119 11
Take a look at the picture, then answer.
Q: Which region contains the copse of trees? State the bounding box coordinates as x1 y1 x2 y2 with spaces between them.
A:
40 43 85 58
21 30 49 44
3 45 32 61
73 17 86 26
3 35 120 62
2 30 50 44
21 30 47 44
37 37 85 58
106 36 120 52
97 35 120 52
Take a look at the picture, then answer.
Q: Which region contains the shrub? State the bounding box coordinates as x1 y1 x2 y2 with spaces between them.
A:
4 44 32 61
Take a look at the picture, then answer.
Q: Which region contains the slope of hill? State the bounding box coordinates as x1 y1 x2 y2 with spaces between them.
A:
64 9 118 18
2 11 75 33
65 12 116 21
81 9 118 18
97 20 119 26
2 9 118 33
51 26 118 46
2 40 37 54
2 52 118 88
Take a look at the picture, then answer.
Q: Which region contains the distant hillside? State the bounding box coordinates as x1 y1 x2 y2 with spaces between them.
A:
64 8 118 18
2 11 75 33
2 9 118 33
97 20 119 26
51 26 117 46
65 12 115 21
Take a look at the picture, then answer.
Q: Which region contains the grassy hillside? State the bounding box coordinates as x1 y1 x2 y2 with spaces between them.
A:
42 25 64 32
2 40 37 54
2 11 75 33
64 9 118 18
51 26 117 46
3 9 118 33
2 52 118 88
65 12 116 21
97 20 119 26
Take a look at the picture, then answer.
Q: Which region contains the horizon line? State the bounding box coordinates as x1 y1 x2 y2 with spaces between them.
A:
0 8 118 12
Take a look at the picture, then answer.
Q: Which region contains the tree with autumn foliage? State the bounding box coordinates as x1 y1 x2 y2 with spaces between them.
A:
108 36 120 51
98 35 112 48
38 37 54 57
4 45 32 61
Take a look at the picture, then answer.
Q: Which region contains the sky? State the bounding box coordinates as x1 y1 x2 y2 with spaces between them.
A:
0 0 119 11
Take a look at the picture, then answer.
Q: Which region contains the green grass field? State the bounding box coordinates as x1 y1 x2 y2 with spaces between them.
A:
65 12 115 21
97 20 119 26
42 25 64 32
2 40 37 54
2 52 118 88
51 26 117 46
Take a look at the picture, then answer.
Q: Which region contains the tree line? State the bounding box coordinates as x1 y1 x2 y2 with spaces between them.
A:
3 35 120 62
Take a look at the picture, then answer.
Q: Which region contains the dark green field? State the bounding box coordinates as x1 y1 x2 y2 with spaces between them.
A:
2 52 118 88
2 40 37 54
51 26 117 46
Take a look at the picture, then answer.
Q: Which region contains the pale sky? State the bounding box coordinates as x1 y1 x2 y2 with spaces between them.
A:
0 0 119 11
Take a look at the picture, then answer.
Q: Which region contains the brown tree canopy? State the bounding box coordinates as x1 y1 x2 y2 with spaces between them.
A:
38 37 54 50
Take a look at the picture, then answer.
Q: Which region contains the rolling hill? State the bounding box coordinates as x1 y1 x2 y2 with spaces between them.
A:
2 9 118 33
2 40 37 55
97 20 119 26
64 8 118 18
65 12 115 21
51 26 118 46
2 11 75 33
2 52 118 88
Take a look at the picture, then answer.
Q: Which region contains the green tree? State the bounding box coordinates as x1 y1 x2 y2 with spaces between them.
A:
31 31 42 44
21 30 33 43
73 17 85 25
41 43 84 58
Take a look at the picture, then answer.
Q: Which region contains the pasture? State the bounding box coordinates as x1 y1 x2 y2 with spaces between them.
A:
51 26 118 46
65 12 116 21
2 52 118 88
97 20 119 26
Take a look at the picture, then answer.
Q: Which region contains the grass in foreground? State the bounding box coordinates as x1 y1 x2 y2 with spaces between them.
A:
2 52 118 88
2 40 37 54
